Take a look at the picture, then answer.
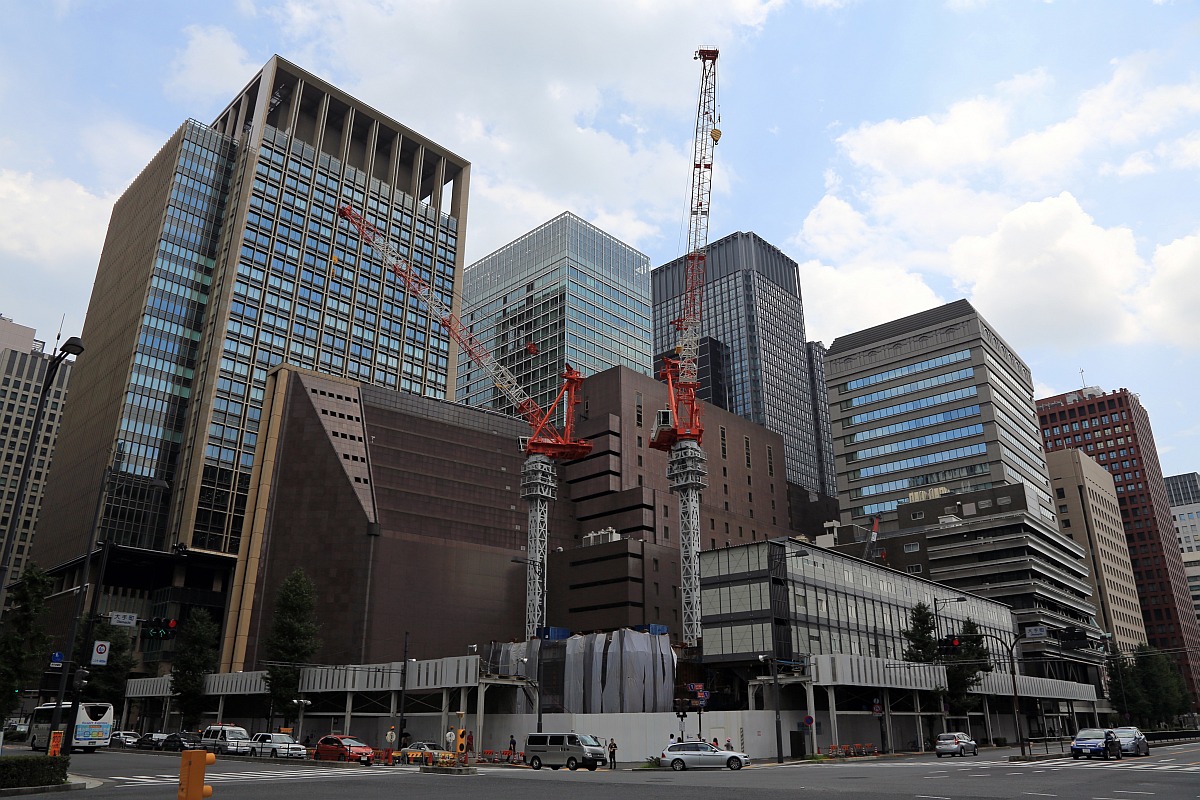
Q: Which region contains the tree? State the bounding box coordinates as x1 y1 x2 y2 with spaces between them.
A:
1106 651 1148 725
172 608 220 730
0 564 52 719
263 569 321 728
901 602 939 663
1133 646 1189 727
75 619 135 708
940 619 993 715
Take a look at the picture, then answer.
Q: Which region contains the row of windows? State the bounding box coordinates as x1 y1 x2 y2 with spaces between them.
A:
846 404 981 444
846 386 978 427
843 368 974 409
842 349 971 392
850 443 990 481
847 423 984 463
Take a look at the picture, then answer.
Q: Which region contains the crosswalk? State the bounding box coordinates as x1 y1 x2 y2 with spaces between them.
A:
108 765 402 788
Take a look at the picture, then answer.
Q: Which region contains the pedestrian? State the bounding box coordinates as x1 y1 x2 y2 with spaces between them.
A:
508 733 517 761
724 737 732 751
669 733 676 744
303 733 313 747
466 730 474 755
446 727 456 751
608 738 618 770
712 737 719 748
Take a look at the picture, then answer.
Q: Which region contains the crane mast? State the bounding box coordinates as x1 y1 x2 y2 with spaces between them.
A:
338 206 591 640
650 47 720 647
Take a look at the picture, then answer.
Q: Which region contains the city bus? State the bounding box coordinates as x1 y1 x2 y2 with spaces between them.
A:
28 702 114 752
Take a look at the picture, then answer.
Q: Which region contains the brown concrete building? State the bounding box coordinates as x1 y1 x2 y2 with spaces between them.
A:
1038 387 1200 708
1046 448 1146 653
225 364 794 668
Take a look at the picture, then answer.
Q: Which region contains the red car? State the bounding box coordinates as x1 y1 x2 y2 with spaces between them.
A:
314 734 374 765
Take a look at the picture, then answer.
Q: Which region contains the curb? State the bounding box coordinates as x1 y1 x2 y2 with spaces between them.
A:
0 782 86 797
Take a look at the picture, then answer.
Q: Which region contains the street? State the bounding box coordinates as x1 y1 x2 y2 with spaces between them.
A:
51 742 1200 800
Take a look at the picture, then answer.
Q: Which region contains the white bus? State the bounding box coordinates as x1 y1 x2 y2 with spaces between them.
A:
29 702 114 752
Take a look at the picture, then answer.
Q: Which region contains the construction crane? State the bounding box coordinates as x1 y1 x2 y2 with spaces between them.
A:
337 206 592 641
649 46 720 648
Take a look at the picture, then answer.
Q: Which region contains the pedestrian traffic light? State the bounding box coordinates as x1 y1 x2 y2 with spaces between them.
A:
178 749 215 800
456 728 467 755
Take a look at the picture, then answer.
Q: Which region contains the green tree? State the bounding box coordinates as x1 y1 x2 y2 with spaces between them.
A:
901 602 939 663
1107 651 1148 725
1133 646 1189 727
0 564 52 719
74 619 136 707
941 618 993 715
263 569 321 728
172 608 220 730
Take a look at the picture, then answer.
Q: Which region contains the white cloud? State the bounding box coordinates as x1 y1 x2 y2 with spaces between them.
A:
953 192 1145 351
1159 131 1200 169
1101 151 1157 177
1134 232 1200 347
79 118 170 192
0 170 111 266
165 25 260 106
798 258 944 344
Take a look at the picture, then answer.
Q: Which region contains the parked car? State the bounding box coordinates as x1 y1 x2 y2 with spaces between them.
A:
161 732 203 752
135 732 168 750
1071 728 1123 760
660 740 750 771
111 730 141 748
526 733 607 771
314 734 374 765
3 722 30 742
201 724 253 755
934 732 978 758
1114 727 1150 757
250 732 306 758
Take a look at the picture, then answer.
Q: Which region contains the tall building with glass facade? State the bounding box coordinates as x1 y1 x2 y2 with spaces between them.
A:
0 317 75 607
651 231 836 498
33 57 469 652
824 300 1054 529
1166 473 1200 627
456 212 652 419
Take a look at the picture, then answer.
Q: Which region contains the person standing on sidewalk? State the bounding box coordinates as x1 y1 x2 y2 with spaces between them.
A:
608 738 618 770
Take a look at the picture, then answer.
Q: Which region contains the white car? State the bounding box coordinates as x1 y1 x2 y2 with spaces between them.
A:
661 741 750 771
934 732 978 757
250 732 307 758
111 730 141 748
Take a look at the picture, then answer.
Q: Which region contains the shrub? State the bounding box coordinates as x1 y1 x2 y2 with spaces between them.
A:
0 755 70 789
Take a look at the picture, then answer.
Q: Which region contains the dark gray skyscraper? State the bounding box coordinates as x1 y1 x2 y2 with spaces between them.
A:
33 56 470 648
652 231 835 498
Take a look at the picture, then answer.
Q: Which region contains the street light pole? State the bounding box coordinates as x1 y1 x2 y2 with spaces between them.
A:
980 632 1026 757
933 596 967 638
0 335 83 612
759 654 783 764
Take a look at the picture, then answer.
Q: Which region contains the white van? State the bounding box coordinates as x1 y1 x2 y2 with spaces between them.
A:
524 732 606 771
201 724 253 755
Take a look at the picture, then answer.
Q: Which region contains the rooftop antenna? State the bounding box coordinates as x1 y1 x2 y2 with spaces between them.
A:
1079 368 1085 389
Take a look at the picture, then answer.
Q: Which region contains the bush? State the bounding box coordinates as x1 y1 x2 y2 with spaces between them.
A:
0 755 70 789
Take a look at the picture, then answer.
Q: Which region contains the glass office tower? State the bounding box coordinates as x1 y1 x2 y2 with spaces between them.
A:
456 212 652 421
652 231 835 497
35 57 469 598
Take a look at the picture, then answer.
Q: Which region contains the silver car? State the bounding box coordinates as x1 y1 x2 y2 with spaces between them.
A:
661 741 750 771
934 732 978 757
1114 727 1150 757
250 732 307 758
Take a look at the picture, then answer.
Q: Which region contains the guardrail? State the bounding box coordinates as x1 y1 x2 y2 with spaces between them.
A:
1026 736 1071 755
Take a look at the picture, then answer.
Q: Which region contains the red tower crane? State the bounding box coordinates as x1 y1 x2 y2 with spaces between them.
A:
650 47 720 647
338 205 591 640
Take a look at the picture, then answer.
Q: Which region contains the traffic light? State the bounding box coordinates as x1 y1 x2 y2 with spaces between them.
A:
178 749 215 800
142 617 179 640
456 728 467 755
73 668 90 691
938 634 962 656
166 618 179 639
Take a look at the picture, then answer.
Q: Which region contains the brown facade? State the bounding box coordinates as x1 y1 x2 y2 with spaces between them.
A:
1038 387 1200 707
227 365 796 667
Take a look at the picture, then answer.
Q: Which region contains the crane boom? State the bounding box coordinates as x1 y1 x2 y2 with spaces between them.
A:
338 205 591 461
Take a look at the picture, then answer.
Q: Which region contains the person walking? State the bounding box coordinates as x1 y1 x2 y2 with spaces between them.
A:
508 733 517 762
466 730 474 760
608 738 618 770
724 737 732 752
445 727 456 752
712 737 719 748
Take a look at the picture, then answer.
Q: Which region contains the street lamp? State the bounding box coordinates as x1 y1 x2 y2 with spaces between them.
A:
0 335 83 611
978 631 1026 757
758 654 784 764
518 654 544 733
933 596 967 638
292 699 312 743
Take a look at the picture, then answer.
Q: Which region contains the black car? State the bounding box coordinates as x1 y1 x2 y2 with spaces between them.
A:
162 732 203 752
136 733 168 750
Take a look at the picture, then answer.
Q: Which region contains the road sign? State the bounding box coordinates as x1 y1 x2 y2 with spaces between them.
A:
871 703 883 715
689 699 707 708
50 651 63 663
803 715 815 727
1025 625 1048 639
91 641 110 666
109 611 137 628
686 683 705 692
696 690 711 699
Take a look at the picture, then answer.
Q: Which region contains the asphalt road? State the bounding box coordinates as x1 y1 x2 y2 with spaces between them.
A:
41 742 1200 800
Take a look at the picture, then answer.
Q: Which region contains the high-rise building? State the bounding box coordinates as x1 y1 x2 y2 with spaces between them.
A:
652 231 835 498
1166 472 1200 627
456 212 652 420
1046 448 1146 653
824 299 1054 529
32 56 470 652
0 317 75 606
1037 388 1200 707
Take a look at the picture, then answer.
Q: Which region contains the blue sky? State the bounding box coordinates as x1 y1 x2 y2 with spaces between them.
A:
2 0 1198 476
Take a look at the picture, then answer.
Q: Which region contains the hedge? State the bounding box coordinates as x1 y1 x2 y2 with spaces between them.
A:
0 755 70 789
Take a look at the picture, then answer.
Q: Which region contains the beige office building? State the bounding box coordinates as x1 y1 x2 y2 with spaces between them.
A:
1047 448 1146 653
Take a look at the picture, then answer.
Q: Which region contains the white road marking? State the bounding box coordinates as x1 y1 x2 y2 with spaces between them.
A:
1022 793 1057 797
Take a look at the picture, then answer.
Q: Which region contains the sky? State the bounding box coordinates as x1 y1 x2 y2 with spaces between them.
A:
1 0 1198 477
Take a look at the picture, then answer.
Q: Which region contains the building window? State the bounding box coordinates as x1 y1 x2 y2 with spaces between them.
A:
911 511 925 520
903 542 920 553
905 564 923 574
1055 487 1065 499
